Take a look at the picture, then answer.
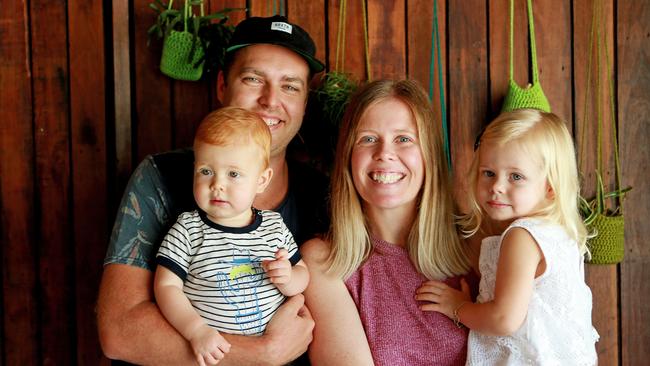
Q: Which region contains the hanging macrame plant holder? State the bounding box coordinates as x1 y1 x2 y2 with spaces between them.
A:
160 0 205 81
502 0 551 113
315 0 368 130
579 0 629 265
312 0 370 164
429 0 451 170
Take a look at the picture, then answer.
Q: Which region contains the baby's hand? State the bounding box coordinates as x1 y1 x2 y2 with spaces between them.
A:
415 278 471 319
189 325 231 366
262 249 292 285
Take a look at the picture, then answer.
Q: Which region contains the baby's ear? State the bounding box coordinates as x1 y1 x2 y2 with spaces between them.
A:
257 167 273 193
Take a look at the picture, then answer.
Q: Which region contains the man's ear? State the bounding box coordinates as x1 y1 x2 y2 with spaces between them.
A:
216 71 226 104
257 167 273 193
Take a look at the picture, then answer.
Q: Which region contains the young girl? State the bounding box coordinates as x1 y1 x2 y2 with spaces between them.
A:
416 109 599 365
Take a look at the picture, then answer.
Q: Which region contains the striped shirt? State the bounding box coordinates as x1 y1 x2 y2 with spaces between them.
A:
157 209 300 335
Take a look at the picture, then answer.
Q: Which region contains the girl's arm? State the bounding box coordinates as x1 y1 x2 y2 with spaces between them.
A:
418 227 544 336
301 238 374 365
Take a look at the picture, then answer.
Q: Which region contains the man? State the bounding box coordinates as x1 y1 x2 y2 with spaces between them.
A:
97 15 328 365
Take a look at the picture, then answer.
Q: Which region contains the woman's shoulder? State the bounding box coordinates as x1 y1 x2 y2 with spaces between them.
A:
301 237 331 262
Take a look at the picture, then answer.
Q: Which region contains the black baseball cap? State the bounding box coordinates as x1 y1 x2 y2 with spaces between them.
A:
226 15 325 73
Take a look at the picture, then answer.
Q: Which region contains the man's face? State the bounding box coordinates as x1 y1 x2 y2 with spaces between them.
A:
218 44 310 159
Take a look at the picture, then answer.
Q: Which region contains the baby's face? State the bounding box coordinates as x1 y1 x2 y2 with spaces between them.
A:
193 141 271 227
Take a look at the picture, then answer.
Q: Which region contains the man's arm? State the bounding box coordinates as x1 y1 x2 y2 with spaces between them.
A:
97 264 314 365
97 264 198 365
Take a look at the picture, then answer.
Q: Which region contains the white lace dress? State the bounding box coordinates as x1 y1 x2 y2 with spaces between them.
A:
466 218 599 366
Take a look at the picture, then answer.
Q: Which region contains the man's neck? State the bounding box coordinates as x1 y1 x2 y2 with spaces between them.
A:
253 154 289 211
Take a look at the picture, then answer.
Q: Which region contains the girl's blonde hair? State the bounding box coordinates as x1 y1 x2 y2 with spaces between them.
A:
460 109 589 254
194 107 271 169
327 79 470 280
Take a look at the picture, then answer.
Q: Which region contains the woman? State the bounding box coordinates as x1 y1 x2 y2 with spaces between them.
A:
301 79 474 365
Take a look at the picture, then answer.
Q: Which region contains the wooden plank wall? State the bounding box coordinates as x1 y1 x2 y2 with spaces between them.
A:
0 0 647 364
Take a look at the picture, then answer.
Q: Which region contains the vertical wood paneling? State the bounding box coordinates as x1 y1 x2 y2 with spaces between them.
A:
1 1 649 364
173 80 212 149
448 0 488 205
573 1 619 363
134 0 172 161
407 0 447 100
618 1 650 365
534 0 572 120
489 0 529 115
30 0 75 364
68 0 107 363
367 0 406 79
0 1 38 365
288 0 327 81
327 0 367 81
113 0 133 192
209 0 246 106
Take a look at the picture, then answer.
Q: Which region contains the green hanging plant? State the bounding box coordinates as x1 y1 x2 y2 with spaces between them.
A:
315 71 358 131
579 171 631 226
295 72 357 175
147 0 244 80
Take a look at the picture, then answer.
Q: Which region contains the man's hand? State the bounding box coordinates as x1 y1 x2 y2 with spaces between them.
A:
262 294 314 364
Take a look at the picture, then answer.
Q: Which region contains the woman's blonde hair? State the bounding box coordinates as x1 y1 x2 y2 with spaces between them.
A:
460 109 589 254
194 107 271 169
327 79 470 280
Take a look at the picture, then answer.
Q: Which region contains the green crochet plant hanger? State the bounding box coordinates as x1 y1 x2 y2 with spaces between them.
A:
501 0 550 113
578 0 630 264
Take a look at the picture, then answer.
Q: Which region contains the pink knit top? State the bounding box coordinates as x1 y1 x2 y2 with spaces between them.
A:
345 237 471 366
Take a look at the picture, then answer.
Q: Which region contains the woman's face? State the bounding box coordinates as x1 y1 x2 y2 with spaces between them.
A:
350 97 425 211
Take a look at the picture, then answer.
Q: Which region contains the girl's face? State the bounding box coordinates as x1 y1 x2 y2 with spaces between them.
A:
350 97 424 212
193 141 272 227
476 140 552 227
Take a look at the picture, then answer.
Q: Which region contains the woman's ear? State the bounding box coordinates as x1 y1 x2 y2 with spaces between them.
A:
257 167 273 193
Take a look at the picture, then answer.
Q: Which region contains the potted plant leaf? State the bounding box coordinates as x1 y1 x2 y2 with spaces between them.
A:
147 0 242 81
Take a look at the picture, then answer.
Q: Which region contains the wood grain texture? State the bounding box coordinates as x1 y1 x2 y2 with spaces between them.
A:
134 0 172 161
617 1 650 365
1 1 649 364
573 1 619 363
327 0 367 81
67 0 108 363
448 0 489 206
0 1 38 364
367 0 406 79
30 0 75 364
113 0 133 193
534 0 572 120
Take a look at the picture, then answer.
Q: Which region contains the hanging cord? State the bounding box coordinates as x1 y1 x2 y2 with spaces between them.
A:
335 0 347 72
334 0 371 80
361 0 372 81
266 0 284 16
579 0 625 218
428 0 451 169
508 0 540 84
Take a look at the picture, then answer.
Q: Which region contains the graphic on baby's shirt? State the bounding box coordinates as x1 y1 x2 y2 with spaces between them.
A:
216 249 265 334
